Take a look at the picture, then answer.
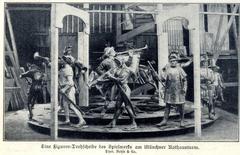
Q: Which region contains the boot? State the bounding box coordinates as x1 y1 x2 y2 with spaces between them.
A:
208 104 215 120
179 104 185 127
156 104 170 127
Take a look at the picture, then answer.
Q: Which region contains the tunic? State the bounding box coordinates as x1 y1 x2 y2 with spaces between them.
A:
162 65 187 104
200 67 215 103
96 58 117 75
59 64 76 104
111 66 131 101
21 69 44 96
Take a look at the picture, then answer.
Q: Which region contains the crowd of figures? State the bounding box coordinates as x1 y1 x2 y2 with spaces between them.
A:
19 42 225 130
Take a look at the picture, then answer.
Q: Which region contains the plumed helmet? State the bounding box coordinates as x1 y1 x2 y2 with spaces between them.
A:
62 55 75 65
64 45 73 55
104 47 116 57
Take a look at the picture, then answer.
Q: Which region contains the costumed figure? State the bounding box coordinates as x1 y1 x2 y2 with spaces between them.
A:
88 46 134 116
211 64 225 103
63 45 88 106
105 57 137 130
200 56 215 120
58 55 87 128
89 47 118 115
20 63 45 120
156 51 188 127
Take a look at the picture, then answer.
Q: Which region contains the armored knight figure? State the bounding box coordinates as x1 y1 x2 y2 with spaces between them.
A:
200 56 216 120
58 55 87 128
156 51 188 127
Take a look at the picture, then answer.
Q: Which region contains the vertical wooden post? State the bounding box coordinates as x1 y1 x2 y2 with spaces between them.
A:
50 4 58 140
156 4 168 106
190 27 201 137
157 33 168 106
77 32 89 106
115 5 122 44
237 9 240 134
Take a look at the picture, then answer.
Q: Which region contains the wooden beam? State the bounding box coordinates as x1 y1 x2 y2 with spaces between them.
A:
223 82 238 87
214 5 239 60
4 36 12 52
88 9 157 14
6 7 50 11
238 11 240 133
115 5 122 44
50 3 58 140
116 22 155 43
6 6 240 16
5 9 20 68
231 5 239 54
199 11 239 16
77 32 89 107
213 15 223 50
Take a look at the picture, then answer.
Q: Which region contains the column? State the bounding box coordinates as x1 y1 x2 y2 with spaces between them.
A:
190 28 201 137
158 33 169 106
156 4 169 106
78 32 89 107
50 4 59 140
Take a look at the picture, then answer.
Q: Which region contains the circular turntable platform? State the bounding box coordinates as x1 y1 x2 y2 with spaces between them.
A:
27 103 218 139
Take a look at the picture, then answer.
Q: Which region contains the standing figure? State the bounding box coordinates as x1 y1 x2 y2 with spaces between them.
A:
63 45 88 106
92 47 133 116
20 64 45 120
58 55 87 128
96 47 117 75
106 58 137 130
94 47 118 115
200 56 215 120
212 65 225 103
156 52 188 127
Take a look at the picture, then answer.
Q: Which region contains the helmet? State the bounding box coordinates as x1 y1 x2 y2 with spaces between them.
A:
168 51 179 61
62 55 75 65
64 45 72 55
104 47 116 57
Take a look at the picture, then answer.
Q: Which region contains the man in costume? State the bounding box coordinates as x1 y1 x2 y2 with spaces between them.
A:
20 64 45 120
156 51 188 127
90 47 133 116
58 55 87 128
211 65 225 103
63 45 88 106
200 56 215 120
105 57 137 129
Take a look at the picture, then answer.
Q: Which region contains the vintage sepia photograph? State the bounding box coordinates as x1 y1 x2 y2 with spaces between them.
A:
2 2 239 142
